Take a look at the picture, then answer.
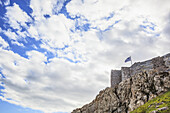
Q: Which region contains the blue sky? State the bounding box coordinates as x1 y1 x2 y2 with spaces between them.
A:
0 99 44 113
0 0 170 113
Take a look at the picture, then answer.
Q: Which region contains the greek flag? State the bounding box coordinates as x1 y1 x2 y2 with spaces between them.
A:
125 56 131 63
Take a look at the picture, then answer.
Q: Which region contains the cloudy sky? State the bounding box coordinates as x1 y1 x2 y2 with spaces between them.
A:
0 0 169 113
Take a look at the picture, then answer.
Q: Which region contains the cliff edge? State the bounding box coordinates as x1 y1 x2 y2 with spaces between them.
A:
72 53 170 113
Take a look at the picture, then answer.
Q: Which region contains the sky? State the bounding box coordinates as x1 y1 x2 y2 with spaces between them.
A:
0 0 170 113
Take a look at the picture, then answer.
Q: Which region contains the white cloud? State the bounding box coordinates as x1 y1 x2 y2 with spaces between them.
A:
67 0 129 21
5 3 31 29
2 29 27 47
67 0 170 33
0 36 9 48
0 0 10 6
11 40 25 47
0 49 108 112
30 0 53 20
28 14 75 49
3 29 18 40
66 0 129 30
4 0 10 6
30 0 66 21
27 25 39 39
1 3 31 47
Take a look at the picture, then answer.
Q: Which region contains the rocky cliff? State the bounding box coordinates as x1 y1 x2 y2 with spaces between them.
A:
72 53 170 113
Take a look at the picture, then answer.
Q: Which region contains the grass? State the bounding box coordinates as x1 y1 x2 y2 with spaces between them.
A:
130 90 170 113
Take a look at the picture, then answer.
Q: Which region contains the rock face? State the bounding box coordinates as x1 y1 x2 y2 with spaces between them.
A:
72 53 170 113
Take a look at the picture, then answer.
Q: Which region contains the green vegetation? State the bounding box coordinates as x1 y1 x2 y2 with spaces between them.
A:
130 90 170 113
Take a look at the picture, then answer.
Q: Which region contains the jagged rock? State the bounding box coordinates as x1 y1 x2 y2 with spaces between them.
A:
72 53 170 113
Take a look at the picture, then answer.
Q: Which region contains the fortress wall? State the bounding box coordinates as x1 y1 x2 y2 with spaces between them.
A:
121 59 154 81
163 53 170 69
130 59 154 76
129 53 170 77
111 70 121 87
110 53 170 88
121 67 130 81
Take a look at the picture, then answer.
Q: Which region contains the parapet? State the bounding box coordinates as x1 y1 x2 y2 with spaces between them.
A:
111 70 121 88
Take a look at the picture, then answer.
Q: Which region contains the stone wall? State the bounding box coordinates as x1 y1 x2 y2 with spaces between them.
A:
130 59 153 76
164 53 170 69
129 53 170 77
111 70 121 88
111 53 170 88
121 67 130 81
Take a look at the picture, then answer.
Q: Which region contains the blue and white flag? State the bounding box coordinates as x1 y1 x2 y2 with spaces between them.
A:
125 56 131 63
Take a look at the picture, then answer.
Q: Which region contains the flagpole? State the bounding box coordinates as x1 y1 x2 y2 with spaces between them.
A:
130 56 132 76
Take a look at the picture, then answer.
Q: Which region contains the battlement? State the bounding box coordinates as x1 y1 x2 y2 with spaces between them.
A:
111 53 170 87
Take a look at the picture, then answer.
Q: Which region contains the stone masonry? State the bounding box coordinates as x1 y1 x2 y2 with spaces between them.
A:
111 70 121 87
